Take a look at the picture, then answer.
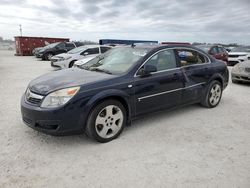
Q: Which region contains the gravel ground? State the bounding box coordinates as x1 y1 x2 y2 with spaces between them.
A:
0 50 250 188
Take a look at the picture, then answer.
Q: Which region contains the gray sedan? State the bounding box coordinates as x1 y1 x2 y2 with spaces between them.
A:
232 60 250 83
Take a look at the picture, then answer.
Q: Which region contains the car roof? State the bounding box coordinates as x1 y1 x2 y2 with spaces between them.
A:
128 44 204 51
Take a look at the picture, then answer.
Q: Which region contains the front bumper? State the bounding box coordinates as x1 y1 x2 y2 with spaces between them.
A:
21 95 85 136
36 53 43 58
51 61 62 69
231 72 250 82
50 59 69 69
228 57 248 66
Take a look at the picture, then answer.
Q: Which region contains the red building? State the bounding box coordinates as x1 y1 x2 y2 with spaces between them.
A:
14 36 69 56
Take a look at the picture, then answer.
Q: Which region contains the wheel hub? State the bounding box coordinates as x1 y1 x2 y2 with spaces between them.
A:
209 84 222 106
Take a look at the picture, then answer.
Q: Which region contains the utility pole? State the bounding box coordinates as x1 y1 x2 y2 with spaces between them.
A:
19 24 22 36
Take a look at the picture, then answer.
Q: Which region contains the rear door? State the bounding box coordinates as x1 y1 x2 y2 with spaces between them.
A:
175 48 212 104
134 49 184 115
54 42 67 54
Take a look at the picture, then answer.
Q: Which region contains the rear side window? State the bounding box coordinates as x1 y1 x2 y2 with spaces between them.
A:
81 47 100 55
176 49 209 66
101 47 111 53
66 43 75 48
145 49 177 71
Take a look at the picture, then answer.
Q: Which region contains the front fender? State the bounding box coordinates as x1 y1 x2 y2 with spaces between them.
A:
81 89 132 128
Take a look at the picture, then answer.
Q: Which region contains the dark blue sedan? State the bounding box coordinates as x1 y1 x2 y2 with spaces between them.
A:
21 44 229 142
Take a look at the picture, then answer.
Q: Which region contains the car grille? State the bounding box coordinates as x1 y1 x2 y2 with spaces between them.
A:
26 89 44 105
241 76 250 81
245 68 250 72
23 117 32 125
229 55 239 58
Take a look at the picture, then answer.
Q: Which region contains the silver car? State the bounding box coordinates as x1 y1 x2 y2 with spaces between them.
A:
231 60 250 83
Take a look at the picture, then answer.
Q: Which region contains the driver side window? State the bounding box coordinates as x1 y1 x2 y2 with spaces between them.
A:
145 49 177 71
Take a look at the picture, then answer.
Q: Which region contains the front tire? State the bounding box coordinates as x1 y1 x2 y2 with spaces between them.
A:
44 52 54 61
69 60 76 68
85 100 127 143
201 80 222 108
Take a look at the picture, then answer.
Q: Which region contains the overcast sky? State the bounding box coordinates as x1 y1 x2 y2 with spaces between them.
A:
0 0 250 44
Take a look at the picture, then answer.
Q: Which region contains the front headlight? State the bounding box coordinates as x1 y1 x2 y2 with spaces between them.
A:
232 64 244 73
63 56 72 61
41 86 80 108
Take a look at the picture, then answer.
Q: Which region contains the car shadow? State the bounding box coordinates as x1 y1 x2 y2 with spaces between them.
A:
23 104 202 146
126 104 201 133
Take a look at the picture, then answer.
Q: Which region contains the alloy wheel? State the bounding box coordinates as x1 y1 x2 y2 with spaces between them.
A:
47 53 53 60
209 84 222 106
95 105 124 139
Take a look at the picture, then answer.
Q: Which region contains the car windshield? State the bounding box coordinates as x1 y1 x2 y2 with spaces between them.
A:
196 46 210 53
68 46 88 54
43 42 60 49
79 47 149 75
231 47 250 53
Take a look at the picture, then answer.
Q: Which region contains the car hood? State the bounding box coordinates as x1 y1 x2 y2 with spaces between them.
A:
52 53 69 59
75 56 96 65
29 68 116 95
229 52 249 56
237 60 250 68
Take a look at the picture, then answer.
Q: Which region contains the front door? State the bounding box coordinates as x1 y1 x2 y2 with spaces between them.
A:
133 49 184 116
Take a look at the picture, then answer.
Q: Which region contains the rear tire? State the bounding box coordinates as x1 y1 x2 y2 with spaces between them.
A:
201 80 222 108
85 100 127 143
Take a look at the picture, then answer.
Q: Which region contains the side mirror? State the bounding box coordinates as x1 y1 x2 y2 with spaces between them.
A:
137 65 157 77
83 52 89 56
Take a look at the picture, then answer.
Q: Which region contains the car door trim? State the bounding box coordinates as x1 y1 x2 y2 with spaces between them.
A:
138 82 206 102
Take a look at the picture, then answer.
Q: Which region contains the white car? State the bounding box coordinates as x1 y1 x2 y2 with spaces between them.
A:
50 45 112 69
228 46 250 66
73 56 96 68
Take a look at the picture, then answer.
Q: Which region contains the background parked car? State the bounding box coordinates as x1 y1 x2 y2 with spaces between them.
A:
231 60 250 83
74 56 96 68
195 45 228 63
21 45 229 142
228 46 250 66
36 41 84 60
50 45 112 69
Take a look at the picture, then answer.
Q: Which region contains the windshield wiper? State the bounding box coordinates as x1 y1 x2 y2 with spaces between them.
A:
90 67 113 75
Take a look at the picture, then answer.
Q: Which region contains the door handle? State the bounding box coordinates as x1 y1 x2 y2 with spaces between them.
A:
172 73 179 80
